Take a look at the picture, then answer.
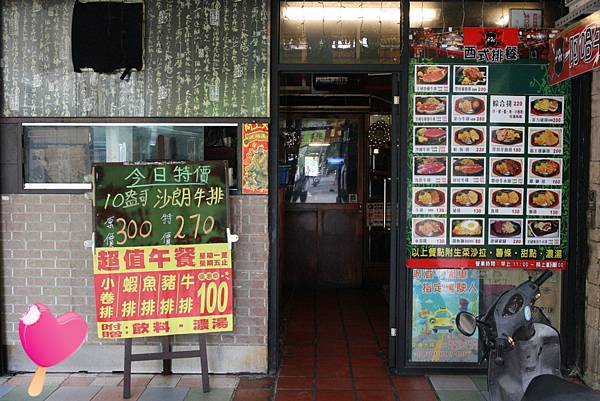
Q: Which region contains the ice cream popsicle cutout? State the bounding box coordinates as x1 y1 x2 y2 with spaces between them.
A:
19 304 87 397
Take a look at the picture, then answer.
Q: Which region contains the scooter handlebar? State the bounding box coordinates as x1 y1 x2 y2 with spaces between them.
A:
534 271 553 287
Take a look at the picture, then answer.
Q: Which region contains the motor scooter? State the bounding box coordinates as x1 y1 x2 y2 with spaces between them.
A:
456 270 600 401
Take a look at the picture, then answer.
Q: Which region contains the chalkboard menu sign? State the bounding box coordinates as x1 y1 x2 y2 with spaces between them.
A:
407 60 571 270
92 161 233 339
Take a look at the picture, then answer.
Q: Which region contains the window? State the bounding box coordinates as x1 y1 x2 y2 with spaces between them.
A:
280 1 402 64
23 124 238 190
281 117 359 203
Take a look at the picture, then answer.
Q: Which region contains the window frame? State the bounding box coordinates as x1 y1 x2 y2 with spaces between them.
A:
1 118 262 195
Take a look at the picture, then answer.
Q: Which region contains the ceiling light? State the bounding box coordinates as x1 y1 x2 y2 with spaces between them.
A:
496 15 509 27
282 6 401 22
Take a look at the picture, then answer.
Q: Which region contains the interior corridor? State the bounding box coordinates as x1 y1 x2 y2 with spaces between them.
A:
273 289 437 401
232 289 490 401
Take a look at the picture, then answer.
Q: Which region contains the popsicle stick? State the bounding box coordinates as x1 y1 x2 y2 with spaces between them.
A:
28 366 46 397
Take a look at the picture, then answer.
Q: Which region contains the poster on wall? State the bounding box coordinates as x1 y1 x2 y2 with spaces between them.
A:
407 59 570 270
242 123 269 194
411 269 480 363
92 161 233 339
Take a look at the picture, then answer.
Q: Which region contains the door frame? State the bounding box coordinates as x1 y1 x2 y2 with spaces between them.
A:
268 0 411 373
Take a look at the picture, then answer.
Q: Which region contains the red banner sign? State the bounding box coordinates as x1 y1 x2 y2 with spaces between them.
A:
550 10 600 85
94 243 233 339
463 28 519 63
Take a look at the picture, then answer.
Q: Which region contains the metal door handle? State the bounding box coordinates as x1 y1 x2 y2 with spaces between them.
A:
383 178 391 229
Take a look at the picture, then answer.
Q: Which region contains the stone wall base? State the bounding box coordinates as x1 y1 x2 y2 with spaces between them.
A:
6 344 268 374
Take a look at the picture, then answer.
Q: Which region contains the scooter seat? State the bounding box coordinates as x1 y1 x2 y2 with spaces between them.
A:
521 374 600 401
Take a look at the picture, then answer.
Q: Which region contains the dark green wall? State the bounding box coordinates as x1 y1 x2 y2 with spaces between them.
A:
1 0 269 118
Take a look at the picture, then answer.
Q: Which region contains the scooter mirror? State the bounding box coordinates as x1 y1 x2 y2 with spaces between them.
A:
456 312 477 337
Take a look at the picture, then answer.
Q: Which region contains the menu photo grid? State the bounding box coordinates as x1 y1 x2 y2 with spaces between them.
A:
410 62 566 256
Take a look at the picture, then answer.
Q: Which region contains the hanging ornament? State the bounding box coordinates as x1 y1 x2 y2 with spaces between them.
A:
282 128 300 148
368 120 391 146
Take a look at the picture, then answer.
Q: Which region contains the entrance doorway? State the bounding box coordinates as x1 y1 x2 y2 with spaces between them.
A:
277 73 396 370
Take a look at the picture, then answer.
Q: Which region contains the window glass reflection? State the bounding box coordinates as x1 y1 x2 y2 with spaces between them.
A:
24 125 238 187
282 118 359 203
280 1 402 64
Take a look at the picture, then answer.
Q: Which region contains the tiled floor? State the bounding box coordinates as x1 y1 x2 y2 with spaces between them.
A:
230 289 490 401
0 290 495 401
0 373 237 401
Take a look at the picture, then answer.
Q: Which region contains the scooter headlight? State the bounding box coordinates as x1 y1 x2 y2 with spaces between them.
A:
524 305 532 321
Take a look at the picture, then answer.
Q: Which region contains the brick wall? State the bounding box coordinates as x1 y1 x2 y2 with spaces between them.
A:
586 71 600 388
0 194 269 373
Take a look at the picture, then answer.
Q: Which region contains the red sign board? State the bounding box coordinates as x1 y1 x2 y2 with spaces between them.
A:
463 28 519 63
94 243 233 339
550 10 600 85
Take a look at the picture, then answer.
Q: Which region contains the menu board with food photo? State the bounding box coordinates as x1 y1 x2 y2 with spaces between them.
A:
453 65 488 92
489 95 526 123
450 188 485 215
489 126 525 154
529 96 564 124
412 218 447 245
489 157 524 185
414 156 448 184
526 219 561 246
414 126 448 153
415 65 450 92
488 219 524 245
528 127 563 155
407 60 570 271
414 96 448 123
528 158 562 186
452 95 487 123
527 189 562 216
413 187 448 215
451 157 486 184
488 188 524 215
452 126 486 153
450 219 485 245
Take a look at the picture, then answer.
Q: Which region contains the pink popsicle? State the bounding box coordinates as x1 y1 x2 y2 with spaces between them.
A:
19 304 87 396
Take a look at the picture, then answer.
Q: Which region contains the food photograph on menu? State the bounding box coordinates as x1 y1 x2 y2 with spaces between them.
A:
526 219 561 245
529 96 564 124
529 127 563 155
488 219 524 245
412 218 447 245
490 157 524 185
453 65 488 92
414 96 448 123
450 218 485 245
452 95 487 123
413 188 447 215
490 126 525 153
451 157 486 184
527 189 562 216
489 188 524 215
528 158 563 186
451 187 485 215
415 65 450 92
452 126 487 153
414 126 448 153
414 156 448 184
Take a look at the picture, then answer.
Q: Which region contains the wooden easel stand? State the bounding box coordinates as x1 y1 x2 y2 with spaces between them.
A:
122 334 210 399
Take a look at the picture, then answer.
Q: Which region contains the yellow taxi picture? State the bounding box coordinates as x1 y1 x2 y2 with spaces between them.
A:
428 307 455 334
